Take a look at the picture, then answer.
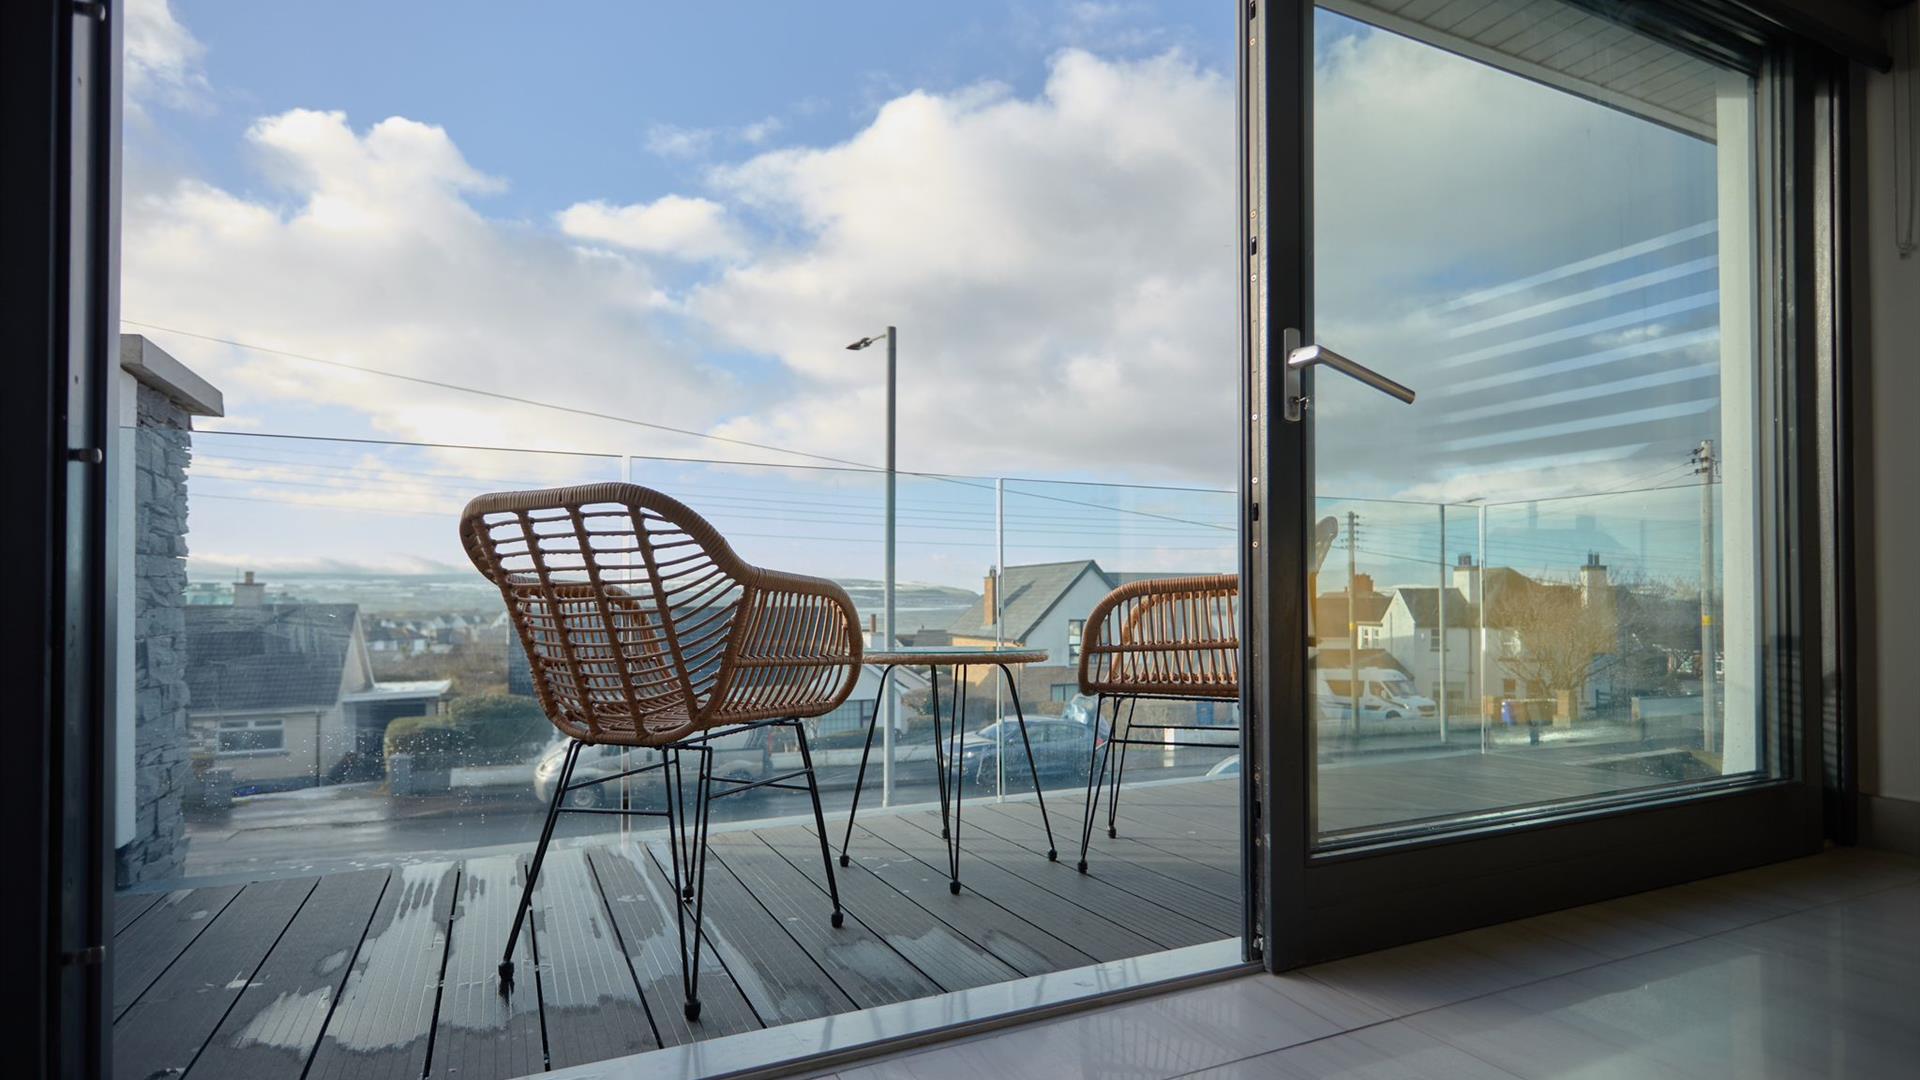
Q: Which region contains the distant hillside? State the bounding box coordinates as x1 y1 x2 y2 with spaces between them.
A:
186 570 979 628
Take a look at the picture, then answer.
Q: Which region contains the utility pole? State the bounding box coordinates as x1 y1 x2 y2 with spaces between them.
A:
1346 510 1361 738
844 325 899 802
1695 439 1717 754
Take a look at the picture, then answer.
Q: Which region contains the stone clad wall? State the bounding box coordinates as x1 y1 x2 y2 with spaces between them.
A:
117 384 194 884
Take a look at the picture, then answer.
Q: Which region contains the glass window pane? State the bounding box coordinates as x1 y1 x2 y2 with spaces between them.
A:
1310 0 1769 844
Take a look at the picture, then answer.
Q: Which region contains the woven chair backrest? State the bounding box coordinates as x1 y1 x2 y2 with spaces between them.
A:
460 483 749 744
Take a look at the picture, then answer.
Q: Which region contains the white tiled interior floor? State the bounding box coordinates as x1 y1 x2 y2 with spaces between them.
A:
819 848 1920 1079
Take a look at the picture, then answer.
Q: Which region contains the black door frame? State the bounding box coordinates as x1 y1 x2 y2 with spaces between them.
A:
1241 0 1850 970
2 0 119 1074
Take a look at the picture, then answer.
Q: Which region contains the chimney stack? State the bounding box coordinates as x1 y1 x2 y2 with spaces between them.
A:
983 566 999 629
233 570 267 608
1580 552 1611 609
1453 553 1481 605
1351 572 1375 596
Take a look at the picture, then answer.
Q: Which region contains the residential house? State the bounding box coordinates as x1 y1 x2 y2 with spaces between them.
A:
1374 554 1622 721
1312 573 1392 650
944 560 1235 729
946 560 1127 712
186 597 449 793
1377 585 1482 710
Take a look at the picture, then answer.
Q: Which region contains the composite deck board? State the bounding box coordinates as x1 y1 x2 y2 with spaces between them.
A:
113 890 165 936
1000 800 1248 887
112 875 317 1080
1039 790 1243 841
967 810 1236 930
534 847 660 1069
117 781 1258 1080
705 836 943 1008
427 855 544 1080
586 845 762 1047
305 862 459 1080
853 816 1164 962
963 804 1244 926
798 823 1097 976
892 813 1228 946
733 828 1022 992
894 807 1228 941
1076 790 1241 838
113 884 245 1020
186 869 391 1080
970 800 1243 897
637 842 855 1027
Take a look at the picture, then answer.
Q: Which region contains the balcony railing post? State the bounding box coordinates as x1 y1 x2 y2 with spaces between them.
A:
882 327 897 807
1478 502 1490 755
1438 503 1448 743
995 477 1005 801
621 455 634 840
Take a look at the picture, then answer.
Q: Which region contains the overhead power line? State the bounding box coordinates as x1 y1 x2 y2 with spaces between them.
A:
134 326 1236 532
122 319 877 471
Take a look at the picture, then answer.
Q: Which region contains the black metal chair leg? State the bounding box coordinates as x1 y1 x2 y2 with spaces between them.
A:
663 746 690 1011
1106 698 1137 839
795 721 846 927
946 670 968 893
665 745 696 902
929 666 952 840
999 664 1057 860
682 746 715 1021
663 744 716 1022
839 665 894 868
501 739 581 993
1077 695 1103 872
1077 696 1117 874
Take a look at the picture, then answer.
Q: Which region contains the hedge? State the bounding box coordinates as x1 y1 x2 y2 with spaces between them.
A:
383 714 470 771
447 694 551 765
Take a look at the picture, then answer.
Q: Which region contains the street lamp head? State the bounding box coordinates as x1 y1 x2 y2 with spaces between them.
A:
846 335 881 351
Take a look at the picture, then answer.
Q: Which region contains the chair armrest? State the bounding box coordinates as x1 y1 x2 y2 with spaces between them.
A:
1078 574 1240 697
719 568 865 718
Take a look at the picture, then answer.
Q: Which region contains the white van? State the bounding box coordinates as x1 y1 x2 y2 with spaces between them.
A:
1314 665 1439 729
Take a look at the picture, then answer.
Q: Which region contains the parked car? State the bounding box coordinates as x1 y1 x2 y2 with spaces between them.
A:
531 726 771 809
1205 754 1240 778
956 717 1095 787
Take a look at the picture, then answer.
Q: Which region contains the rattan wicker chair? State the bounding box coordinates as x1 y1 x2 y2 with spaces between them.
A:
1074 574 1239 872
461 482 862 1021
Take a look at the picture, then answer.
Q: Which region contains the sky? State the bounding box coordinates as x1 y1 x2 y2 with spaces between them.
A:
121 0 1736 592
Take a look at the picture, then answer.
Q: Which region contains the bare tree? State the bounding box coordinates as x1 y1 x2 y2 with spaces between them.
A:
1493 577 1622 708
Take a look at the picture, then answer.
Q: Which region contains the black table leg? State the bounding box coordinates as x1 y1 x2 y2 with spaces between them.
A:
928 665 951 840
998 663 1058 860
838 664 896 868
945 666 968 893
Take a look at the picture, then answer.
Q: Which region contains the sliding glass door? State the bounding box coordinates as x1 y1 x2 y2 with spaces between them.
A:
1242 0 1834 966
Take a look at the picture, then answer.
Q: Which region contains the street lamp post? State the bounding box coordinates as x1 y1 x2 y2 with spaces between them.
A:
848 327 897 804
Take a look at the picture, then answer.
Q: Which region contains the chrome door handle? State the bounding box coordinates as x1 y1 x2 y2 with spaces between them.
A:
1282 328 1417 421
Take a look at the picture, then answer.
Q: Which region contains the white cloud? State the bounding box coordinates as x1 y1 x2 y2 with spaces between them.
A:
1301 25 1721 500
645 123 715 158
122 109 745 469
646 116 787 158
557 195 746 261
689 48 1241 483
125 0 207 114
126 17 1724 527
739 116 784 145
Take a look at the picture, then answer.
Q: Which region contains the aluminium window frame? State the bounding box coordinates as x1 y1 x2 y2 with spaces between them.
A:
14 0 1853 1074
1242 0 1854 971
